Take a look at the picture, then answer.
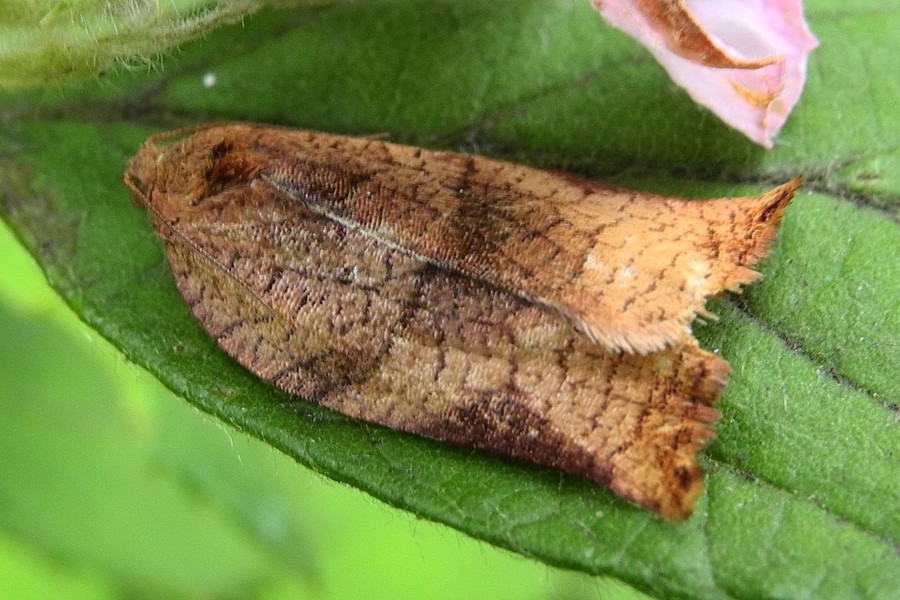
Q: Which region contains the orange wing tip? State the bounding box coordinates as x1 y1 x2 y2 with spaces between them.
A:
742 177 801 266
651 183 798 519
571 179 799 354
661 354 728 520
718 178 799 293
618 350 727 520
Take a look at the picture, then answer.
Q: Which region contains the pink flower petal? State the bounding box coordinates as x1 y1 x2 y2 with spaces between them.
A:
590 0 818 147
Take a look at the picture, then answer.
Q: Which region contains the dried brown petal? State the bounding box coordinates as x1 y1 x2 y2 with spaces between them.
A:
125 124 797 519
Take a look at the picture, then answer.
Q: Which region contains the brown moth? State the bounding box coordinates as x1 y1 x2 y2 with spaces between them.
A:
125 123 798 520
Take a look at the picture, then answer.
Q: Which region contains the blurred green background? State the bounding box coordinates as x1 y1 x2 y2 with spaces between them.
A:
0 219 646 599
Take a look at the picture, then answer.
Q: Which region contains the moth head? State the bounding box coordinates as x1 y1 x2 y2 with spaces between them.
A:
125 125 260 223
124 129 204 218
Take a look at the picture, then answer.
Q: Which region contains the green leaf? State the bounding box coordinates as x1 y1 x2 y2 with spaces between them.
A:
0 1 897 599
